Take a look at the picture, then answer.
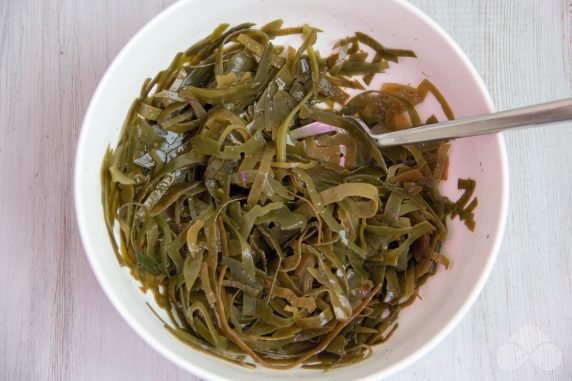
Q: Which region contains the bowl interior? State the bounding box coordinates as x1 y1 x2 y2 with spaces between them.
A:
75 0 508 380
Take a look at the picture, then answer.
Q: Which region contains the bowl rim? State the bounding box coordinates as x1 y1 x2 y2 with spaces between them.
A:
74 0 509 379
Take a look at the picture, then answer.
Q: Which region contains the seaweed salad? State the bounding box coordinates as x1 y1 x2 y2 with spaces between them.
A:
101 20 477 369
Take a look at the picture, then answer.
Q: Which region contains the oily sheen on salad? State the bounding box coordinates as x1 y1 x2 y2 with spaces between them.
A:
101 20 477 369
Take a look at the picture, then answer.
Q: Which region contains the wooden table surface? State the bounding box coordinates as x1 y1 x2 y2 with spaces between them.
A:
1 0 571 380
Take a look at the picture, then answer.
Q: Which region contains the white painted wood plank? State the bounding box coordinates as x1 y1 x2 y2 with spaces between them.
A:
0 1 569 380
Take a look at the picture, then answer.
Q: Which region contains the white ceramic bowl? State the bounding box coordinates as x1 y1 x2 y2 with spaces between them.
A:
75 0 508 379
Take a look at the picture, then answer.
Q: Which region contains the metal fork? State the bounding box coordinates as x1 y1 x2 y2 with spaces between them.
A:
290 98 572 146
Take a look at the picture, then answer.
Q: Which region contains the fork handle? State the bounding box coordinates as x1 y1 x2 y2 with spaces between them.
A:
374 97 572 146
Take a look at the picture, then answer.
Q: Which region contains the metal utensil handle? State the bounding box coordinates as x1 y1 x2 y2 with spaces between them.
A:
375 97 572 146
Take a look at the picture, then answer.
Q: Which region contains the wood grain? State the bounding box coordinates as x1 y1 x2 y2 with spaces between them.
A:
0 1 570 380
